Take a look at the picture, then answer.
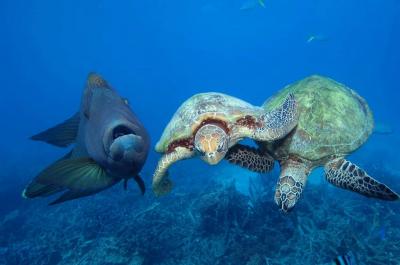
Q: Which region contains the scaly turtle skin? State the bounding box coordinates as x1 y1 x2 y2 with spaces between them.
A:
152 92 299 196
226 75 399 211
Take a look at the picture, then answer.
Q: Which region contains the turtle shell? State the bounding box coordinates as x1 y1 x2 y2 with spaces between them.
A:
262 75 374 161
156 92 263 153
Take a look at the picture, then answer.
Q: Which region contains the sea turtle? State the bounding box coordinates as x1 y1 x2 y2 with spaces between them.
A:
152 92 299 196
226 75 399 212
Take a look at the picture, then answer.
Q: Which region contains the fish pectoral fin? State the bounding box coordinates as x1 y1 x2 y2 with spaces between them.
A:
22 182 64 198
30 112 80 147
22 151 75 198
24 157 118 204
36 157 118 191
133 174 146 195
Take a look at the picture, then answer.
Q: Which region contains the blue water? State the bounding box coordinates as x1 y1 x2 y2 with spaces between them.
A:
0 0 400 264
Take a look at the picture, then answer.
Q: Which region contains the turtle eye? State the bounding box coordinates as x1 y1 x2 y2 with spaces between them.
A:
195 144 206 156
197 149 205 156
217 141 225 152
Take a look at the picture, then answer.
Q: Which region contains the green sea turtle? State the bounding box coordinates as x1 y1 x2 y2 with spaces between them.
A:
152 92 299 196
226 75 399 212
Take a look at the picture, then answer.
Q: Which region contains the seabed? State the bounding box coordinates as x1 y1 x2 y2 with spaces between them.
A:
0 159 399 265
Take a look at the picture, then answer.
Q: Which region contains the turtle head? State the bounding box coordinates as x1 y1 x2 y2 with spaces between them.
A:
194 124 229 165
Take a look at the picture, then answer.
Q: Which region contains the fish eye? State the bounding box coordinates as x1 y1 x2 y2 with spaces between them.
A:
123 98 129 105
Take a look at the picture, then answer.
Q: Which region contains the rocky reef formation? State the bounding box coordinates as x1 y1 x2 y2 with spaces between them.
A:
0 162 399 265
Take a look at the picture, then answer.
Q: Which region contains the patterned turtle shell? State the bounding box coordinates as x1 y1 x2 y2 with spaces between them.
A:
262 75 374 161
156 92 265 153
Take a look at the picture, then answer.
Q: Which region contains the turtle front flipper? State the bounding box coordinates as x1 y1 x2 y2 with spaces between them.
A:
152 147 194 196
325 158 399 200
255 93 299 141
225 144 274 173
275 159 311 212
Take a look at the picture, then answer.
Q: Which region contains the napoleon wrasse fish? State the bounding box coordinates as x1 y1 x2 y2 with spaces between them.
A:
23 73 150 204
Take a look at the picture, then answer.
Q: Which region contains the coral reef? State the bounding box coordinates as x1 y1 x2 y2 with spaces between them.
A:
0 163 399 265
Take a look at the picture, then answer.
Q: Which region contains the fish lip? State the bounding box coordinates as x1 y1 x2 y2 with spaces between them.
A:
104 123 138 152
108 134 144 159
113 134 144 152
102 121 149 175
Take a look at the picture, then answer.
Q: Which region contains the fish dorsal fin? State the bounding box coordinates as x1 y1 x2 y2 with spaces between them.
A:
83 73 111 118
30 112 80 147
87 72 111 89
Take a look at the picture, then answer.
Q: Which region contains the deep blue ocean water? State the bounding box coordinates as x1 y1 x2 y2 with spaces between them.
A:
0 0 400 264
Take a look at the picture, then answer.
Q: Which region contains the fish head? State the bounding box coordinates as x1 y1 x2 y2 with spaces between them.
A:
194 124 229 165
103 121 149 176
83 73 150 177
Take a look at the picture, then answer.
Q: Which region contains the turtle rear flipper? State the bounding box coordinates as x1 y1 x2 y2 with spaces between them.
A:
325 158 399 200
152 147 194 196
275 159 310 212
225 144 274 173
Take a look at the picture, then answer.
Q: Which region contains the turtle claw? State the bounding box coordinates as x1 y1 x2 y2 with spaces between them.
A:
153 175 173 196
152 147 194 196
275 175 303 212
274 159 310 212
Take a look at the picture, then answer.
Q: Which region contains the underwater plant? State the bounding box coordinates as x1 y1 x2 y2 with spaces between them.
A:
1 162 399 264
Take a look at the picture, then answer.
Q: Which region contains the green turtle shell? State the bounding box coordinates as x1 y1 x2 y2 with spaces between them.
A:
156 92 263 153
262 75 374 161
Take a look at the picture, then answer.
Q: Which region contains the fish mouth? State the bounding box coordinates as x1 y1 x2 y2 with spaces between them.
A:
110 125 144 154
112 125 137 140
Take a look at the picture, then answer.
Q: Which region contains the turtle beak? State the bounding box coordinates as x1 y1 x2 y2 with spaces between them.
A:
200 151 225 165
